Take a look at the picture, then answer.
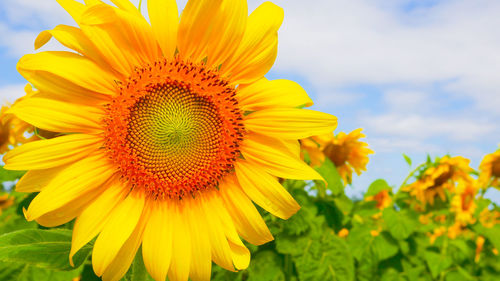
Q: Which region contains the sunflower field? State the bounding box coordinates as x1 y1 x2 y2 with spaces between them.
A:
1 0 500 281
1 121 499 281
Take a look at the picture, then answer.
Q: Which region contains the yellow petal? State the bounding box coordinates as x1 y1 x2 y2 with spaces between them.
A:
25 153 114 221
222 2 283 85
101 208 149 281
187 198 212 281
34 25 110 73
109 0 141 15
235 161 300 219
18 51 116 96
245 108 337 139
15 166 64 193
142 200 173 281
205 191 250 270
92 191 145 277
4 134 102 170
198 193 234 272
35 185 103 227
167 201 191 281
219 174 273 245
238 78 313 111
242 133 323 180
8 98 103 134
177 0 224 62
70 178 129 265
147 0 178 58
80 4 159 76
206 0 247 67
56 0 86 23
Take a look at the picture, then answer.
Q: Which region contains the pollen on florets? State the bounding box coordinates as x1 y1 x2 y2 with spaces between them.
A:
103 58 245 199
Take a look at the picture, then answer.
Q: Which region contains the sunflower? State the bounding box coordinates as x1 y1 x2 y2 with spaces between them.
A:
478 149 500 189
4 1 337 280
365 189 392 210
0 89 40 154
301 128 372 184
479 208 500 228
403 156 473 206
450 180 477 226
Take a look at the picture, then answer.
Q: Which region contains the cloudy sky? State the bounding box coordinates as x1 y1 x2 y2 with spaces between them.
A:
0 0 498 200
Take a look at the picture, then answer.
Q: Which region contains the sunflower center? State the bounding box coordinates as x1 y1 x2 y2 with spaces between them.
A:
492 159 500 177
324 144 349 167
104 58 245 199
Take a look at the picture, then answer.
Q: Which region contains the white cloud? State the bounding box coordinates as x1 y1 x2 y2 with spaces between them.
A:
0 84 27 105
260 0 500 114
362 113 496 142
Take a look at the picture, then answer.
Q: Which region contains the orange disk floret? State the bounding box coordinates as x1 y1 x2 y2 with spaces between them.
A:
104 58 245 199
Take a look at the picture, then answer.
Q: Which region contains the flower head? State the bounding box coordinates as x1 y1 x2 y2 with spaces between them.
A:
301 128 373 184
404 156 473 206
450 180 478 226
0 89 40 154
478 149 500 189
365 189 392 210
5 1 337 280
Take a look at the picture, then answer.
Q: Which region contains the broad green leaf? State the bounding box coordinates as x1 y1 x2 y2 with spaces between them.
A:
373 232 399 261
333 194 353 215
382 209 418 240
0 193 37 234
246 251 285 281
121 249 154 281
403 154 412 167
0 262 82 281
444 267 475 281
424 250 452 279
365 179 392 197
0 229 91 271
314 158 343 196
292 229 354 281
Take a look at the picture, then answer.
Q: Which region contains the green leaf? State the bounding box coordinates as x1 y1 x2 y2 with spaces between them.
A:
365 179 392 197
382 209 418 240
424 250 452 279
0 262 82 281
314 158 344 196
0 194 37 234
0 166 26 183
403 154 412 167
0 229 91 271
246 251 284 281
473 223 500 251
292 229 354 281
121 248 153 281
445 267 475 281
373 232 399 261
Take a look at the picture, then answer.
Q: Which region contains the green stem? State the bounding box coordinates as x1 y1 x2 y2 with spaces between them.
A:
399 163 426 190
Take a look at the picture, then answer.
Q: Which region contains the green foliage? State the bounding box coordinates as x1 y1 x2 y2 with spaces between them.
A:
0 154 499 281
0 166 26 183
0 229 91 270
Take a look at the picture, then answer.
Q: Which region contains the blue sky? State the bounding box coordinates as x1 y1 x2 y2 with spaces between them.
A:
0 0 499 201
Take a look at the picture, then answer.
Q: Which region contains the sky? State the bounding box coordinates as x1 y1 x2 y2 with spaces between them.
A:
0 0 499 201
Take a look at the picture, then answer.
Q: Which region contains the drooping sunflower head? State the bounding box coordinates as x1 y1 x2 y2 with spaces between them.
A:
0 92 40 154
302 128 373 184
4 1 337 281
478 149 500 189
404 156 473 206
450 179 478 226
